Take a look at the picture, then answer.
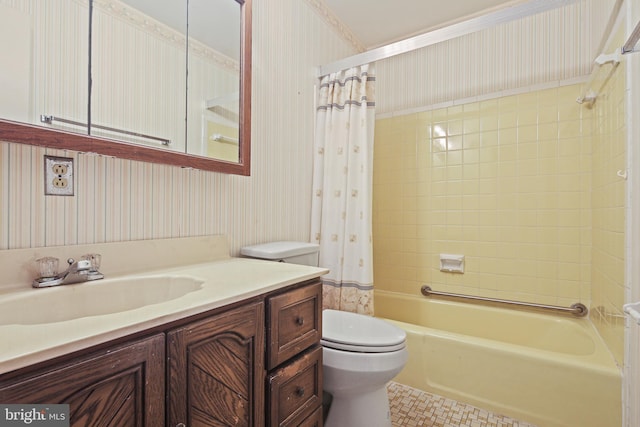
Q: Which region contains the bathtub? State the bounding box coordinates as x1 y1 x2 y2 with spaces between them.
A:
375 290 621 427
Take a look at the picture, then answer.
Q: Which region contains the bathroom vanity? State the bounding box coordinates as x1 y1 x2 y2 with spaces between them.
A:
0 236 326 426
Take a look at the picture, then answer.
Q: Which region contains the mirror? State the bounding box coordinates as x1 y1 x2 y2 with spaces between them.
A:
90 0 189 153
186 0 242 161
0 0 251 175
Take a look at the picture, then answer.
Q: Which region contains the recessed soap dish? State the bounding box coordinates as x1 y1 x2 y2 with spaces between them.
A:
440 254 464 273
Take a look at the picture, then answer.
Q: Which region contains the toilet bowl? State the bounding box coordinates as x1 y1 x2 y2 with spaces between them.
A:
322 309 408 427
240 242 408 426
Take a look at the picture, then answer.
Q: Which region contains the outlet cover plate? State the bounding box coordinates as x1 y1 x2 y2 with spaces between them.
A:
44 155 74 196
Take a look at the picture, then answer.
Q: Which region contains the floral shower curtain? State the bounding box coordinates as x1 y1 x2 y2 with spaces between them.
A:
310 64 376 315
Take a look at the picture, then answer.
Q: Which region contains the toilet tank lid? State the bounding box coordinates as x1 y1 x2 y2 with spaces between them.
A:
240 241 319 259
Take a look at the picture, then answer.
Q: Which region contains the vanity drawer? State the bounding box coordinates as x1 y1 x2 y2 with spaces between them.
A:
297 406 323 427
267 281 322 369
267 346 322 427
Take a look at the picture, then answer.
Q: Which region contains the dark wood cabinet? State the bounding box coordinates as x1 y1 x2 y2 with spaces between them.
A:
167 301 265 427
268 347 322 427
267 283 322 370
0 279 323 427
266 282 323 427
297 407 323 427
0 334 165 427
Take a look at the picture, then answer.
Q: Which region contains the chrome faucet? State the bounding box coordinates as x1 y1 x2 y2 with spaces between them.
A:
33 254 104 288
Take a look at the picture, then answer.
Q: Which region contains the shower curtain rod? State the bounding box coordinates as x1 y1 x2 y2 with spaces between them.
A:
622 18 640 54
576 1 638 106
576 52 621 106
317 0 579 77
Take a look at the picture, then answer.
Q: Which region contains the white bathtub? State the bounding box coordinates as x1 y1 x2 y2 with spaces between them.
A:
375 290 621 427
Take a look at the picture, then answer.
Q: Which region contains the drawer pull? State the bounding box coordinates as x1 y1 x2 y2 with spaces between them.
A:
295 386 305 397
295 316 305 326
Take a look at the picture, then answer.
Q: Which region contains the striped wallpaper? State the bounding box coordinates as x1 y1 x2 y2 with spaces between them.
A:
0 0 619 258
375 0 619 115
0 0 357 253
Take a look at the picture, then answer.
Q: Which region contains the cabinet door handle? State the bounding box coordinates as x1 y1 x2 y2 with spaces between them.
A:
295 386 305 397
176 423 186 427
295 316 304 326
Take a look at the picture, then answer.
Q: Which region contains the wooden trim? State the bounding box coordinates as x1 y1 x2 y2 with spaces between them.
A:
238 0 252 176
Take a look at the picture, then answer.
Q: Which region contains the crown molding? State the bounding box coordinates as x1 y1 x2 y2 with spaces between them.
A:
304 0 365 54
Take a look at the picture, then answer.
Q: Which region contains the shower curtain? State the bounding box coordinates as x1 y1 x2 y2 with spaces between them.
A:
310 64 376 315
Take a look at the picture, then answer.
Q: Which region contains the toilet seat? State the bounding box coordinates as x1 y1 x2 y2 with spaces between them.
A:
322 309 406 353
321 338 406 353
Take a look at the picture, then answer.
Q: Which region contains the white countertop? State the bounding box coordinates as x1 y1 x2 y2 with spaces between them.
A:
0 257 327 375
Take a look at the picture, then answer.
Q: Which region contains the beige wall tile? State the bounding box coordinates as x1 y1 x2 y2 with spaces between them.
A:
373 84 596 309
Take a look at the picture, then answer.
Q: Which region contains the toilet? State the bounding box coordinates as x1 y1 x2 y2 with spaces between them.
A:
241 241 408 427
321 309 408 427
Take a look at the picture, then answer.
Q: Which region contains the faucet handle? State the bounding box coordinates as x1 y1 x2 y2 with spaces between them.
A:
81 253 102 271
36 257 59 278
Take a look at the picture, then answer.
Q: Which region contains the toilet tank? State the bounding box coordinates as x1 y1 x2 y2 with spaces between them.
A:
240 241 320 266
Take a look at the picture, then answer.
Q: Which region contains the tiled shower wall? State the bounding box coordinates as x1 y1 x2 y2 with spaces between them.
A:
371 0 626 366
372 0 619 307
0 0 357 254
373 83 593 307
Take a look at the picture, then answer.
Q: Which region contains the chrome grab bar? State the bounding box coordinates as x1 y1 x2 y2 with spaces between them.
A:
420 285 588 317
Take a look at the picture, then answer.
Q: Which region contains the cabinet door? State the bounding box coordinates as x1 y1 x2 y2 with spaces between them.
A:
167 302 265 427
0 334 165 427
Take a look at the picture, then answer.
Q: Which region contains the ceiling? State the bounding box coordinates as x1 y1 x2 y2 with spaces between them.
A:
322 0 526 50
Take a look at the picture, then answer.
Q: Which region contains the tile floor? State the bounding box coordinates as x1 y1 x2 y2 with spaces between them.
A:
387 382 537 427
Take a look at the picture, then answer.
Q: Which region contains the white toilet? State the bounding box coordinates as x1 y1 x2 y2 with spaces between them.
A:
322 309 407 427
240 241 408 427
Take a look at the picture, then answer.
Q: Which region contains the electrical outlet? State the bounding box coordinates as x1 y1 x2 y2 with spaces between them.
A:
44 155 74 196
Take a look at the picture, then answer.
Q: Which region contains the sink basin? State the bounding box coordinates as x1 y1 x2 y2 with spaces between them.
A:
0 275 204 325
